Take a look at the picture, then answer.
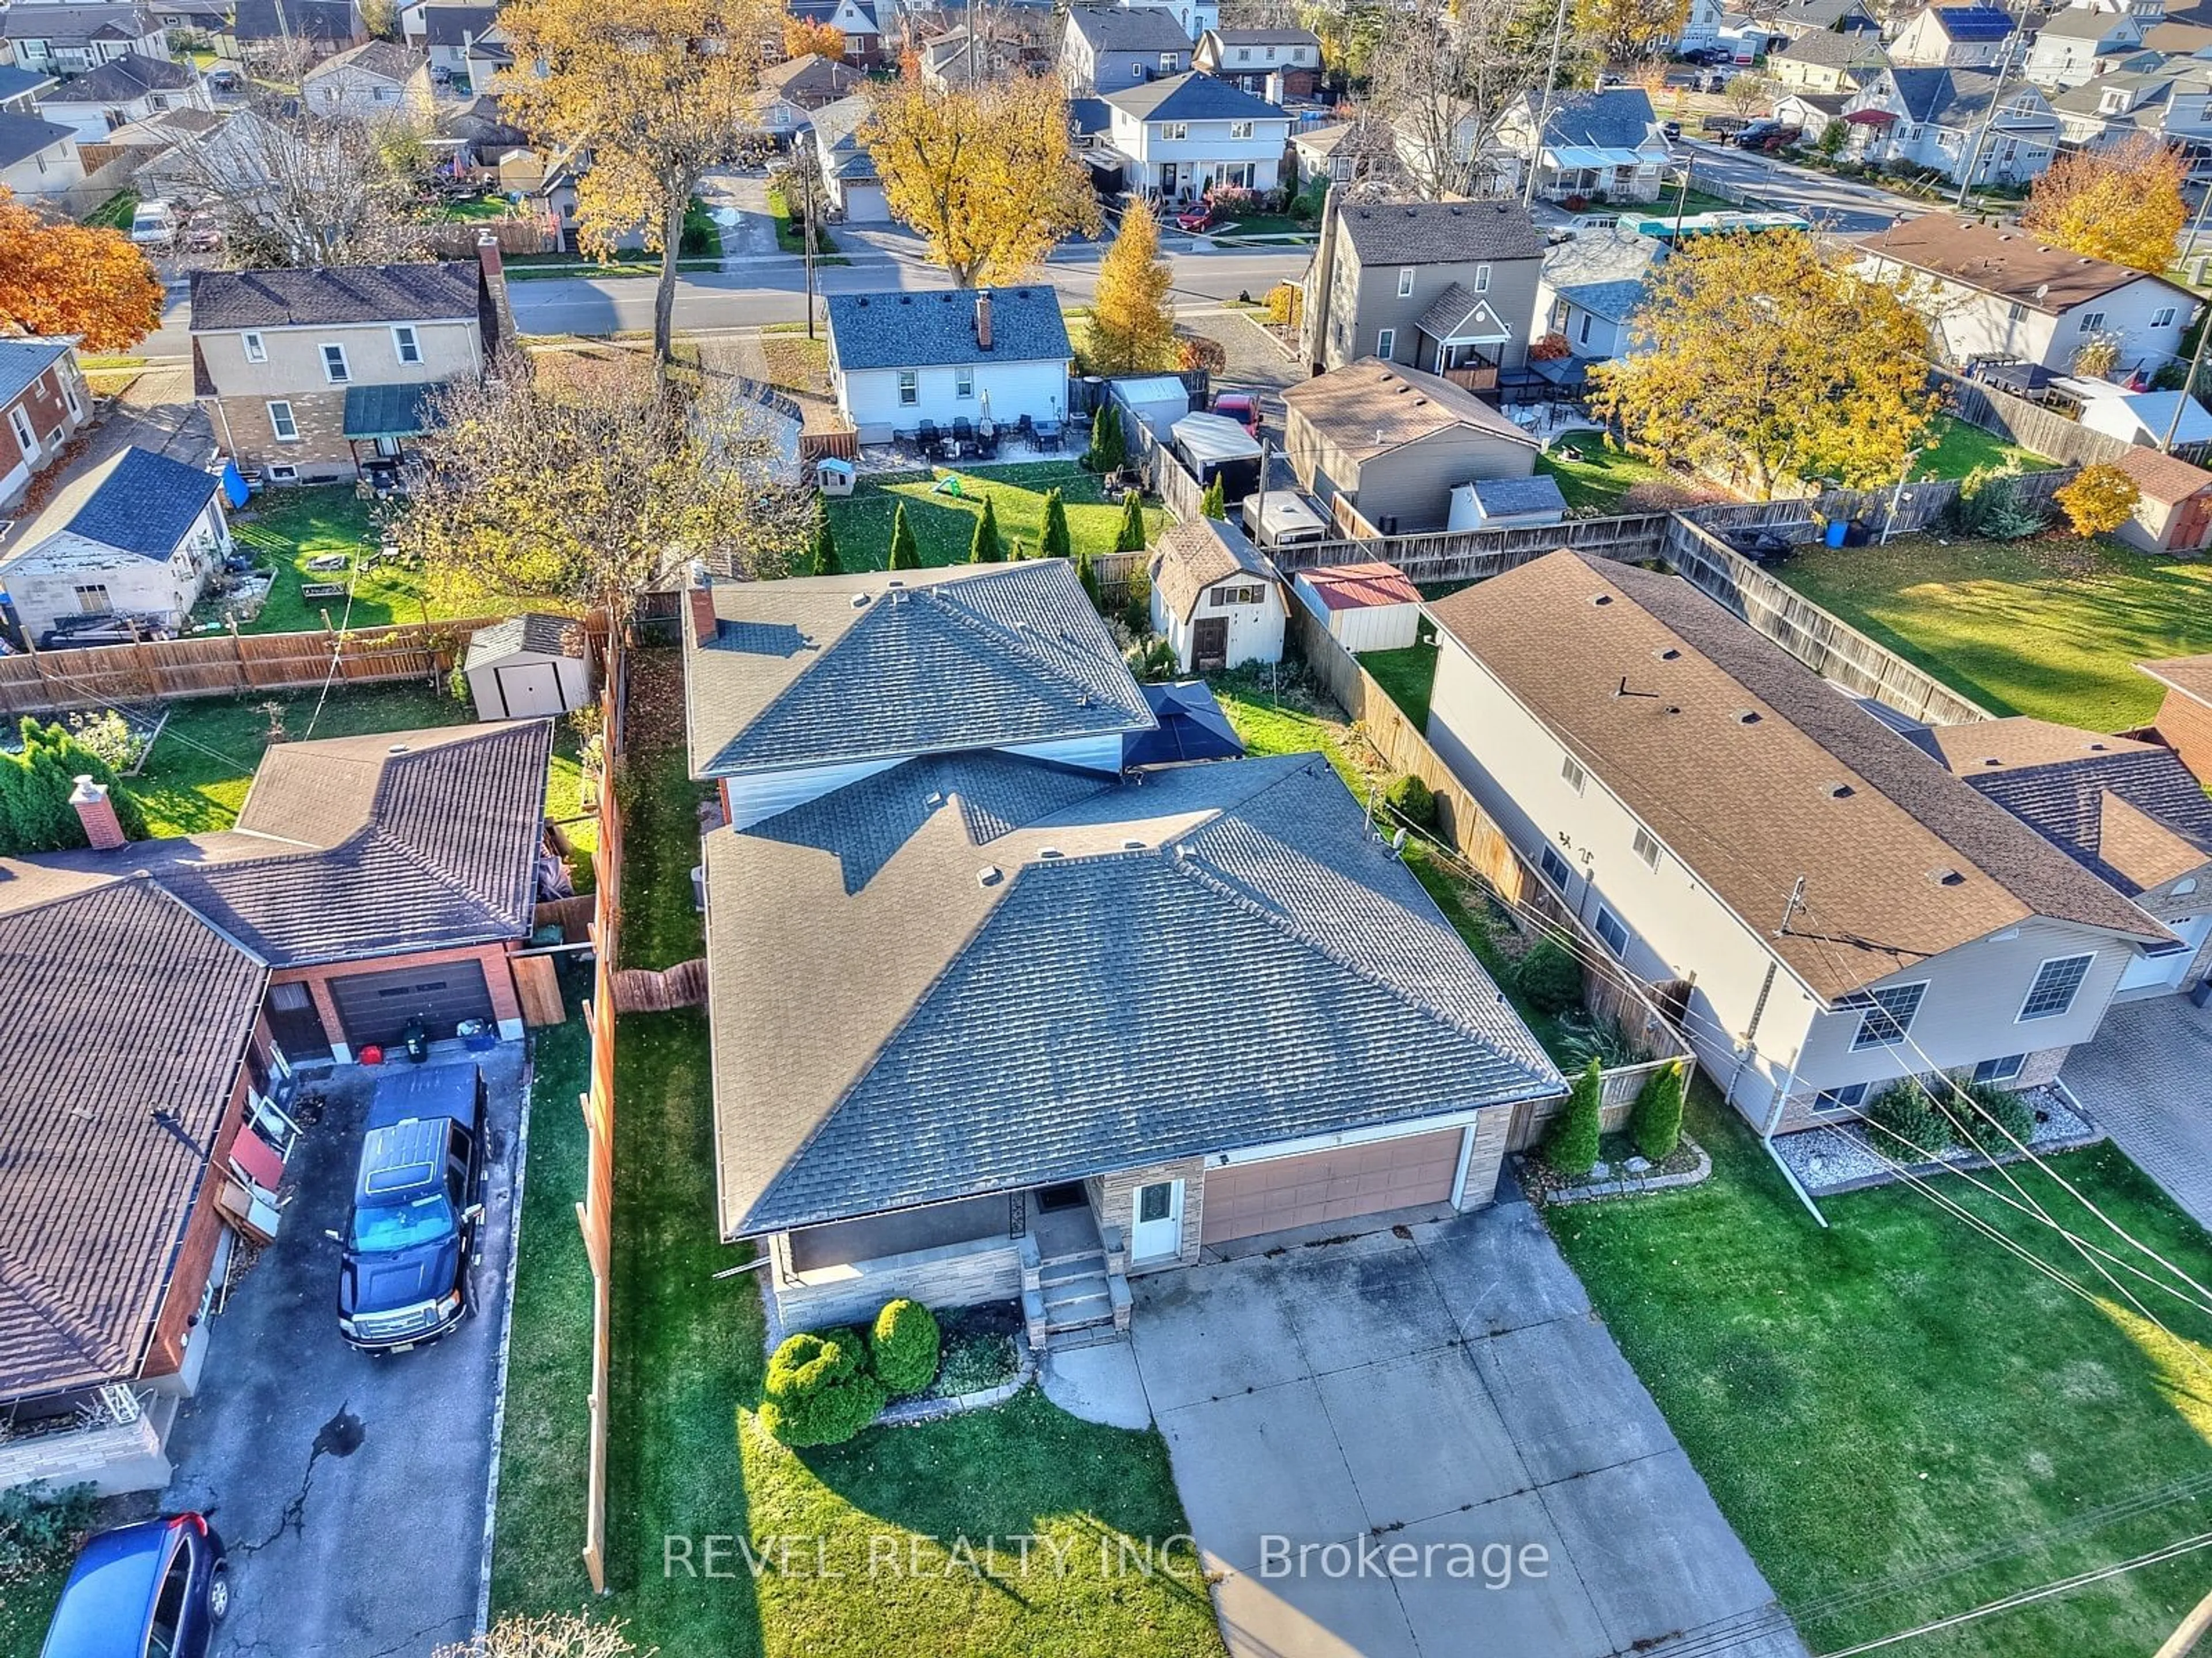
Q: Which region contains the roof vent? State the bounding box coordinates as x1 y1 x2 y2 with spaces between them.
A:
2086 741 2108 750
1827 782 1855 799
1592 593 1613 606
1122 837 1145 850
1981 756 2002 767
1736 709 1762 725
1930 867 1967 887
855 296 868 306
886 578 905 589
388 742 409 754
1039 847 1065 860
976 865 1003 887
850 593 870 608
899 294 913 304
1655 646 1680 661
925 791 945 807
1664 704 1681 715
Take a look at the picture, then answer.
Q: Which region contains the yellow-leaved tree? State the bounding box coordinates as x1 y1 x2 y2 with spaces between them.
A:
2053 461 2142 539
499 0 779 362
2021 135 2188 274
1089 198 1176 374
1591 230 1938 500
1575 0 1688 65
863 77 1100 286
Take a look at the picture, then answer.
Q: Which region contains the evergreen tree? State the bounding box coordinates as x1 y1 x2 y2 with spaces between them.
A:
1631 1061 1686 1163
1075 546 1100 607
967 495 1003 563
1085 404 1127 474
810 509 842 576
887 500 921 570
1115 488 1147 552
1039 487 1071 561
1200 476 1226 519
1543 1058 1604 1178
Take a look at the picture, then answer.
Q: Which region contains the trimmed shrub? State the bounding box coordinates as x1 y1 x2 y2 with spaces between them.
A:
887 502 921 570
870 1297 941 1396
810 510 842 576
1955 1077 2036 1149
1630 1060 1686 1163
1115 488 1147 552
1864 1080 1951 1160
0 1481 96 1574
1199 476 1226 519
1515 938 1583 1016
758 1329 885 1447
1039 487 1071 561
1085 405 1128 474
1544 1058 1604 1177
967 495 1003 564
1120 566 1153 634
1382 773 1435 831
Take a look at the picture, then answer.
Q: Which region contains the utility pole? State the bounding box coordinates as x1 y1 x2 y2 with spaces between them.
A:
1952 0 2030 210
2162 306 2209 452
799 152 819 340
1672 150 1696 239
1521 0 1577 210
2156 1588 2212 1658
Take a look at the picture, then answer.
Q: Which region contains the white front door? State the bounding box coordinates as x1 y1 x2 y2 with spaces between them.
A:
1130 1178 1184 1261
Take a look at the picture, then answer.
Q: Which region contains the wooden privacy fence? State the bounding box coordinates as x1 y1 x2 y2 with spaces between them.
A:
1936 369 2143 471
0 616 505 715
1663 513 1994 725
1266 512 1672 584
613 957 707 1012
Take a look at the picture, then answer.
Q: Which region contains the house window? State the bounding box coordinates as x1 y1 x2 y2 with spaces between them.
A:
1237 45 1251 60
1974 1053 2027 1084
73 583 112 614
1397 267 1415 297
2078 310 2106 332
1230 119 1253 139
1539 844 1573 887
267 400 300 442
2005 302 2026 325
1852 982 1927 1050
955 366 974 399
1376 327 1395 358
1474 263 1490 293
1161 51 1178 71
7 406 34 456
1593 905 1630 957
1632 826 1661 870
268 464 298 482
1560 754 1586 794
1208 583 1264 605
2154 306 2179 329
243 330 268 363
897 370 918 406
1265 43 1278 58
1813 1082 1868 1113
392 325 422 365
2018 953 2094 1021
320 343 351 384
60 377 81 420
1132 62 1146 77
1908 125 1923 141
1578 313 1593 345
1164 121 1189 139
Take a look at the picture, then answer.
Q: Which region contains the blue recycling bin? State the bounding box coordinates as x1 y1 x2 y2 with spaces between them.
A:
1824 518 1849 549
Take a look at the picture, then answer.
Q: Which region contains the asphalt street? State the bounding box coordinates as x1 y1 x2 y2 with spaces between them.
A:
1675 138 1921 236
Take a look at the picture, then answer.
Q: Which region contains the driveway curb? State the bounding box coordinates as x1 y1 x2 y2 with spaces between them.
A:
474 1043 540 1639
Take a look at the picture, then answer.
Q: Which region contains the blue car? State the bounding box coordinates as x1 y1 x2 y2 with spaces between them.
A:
41 1513 229 1658
337 1063 487 1352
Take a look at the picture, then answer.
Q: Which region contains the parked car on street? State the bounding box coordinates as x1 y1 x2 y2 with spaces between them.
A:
1174 203 1214 233
336 1064 487 1354
128 199 176 248
40 1514 229 1658
1662 119 1682 141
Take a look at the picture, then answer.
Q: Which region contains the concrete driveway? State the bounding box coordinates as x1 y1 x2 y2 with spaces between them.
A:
2062 994 2212 1228
1131 1200 1802 1658
164 1046 529 1658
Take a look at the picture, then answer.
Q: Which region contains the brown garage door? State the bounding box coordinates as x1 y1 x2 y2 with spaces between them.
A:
1199 1128 1465 1246
328 959 495 1050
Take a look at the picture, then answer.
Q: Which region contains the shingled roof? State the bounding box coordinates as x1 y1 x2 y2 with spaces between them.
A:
1428 550 2172 1002
53 51 196 101
685 561 1154 779
1104 68 1282 122
1065 4 1194 52
706 750 1561 1235
0 339 70 409
824 284 1071 370
190 262 482 331
61 447 219 560
1335 199 1545 266
1148 517 1275 621
1858 215 2175 314
1281 358 1537 463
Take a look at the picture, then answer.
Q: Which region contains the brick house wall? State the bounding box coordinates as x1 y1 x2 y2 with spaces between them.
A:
1 351 89 499
2154 686 2212 787
1086 1154 1208 1271
1767 1043 2072 1134
210 389 356 481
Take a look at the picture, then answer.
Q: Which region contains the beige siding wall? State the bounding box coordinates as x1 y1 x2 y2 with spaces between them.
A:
1355 428 1538 533
765 1229 1024 1331
1321 254 1543 374
197 318 482 399
1283 408 1359 513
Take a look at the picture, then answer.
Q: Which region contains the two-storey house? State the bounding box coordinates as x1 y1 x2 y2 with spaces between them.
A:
787 0 884 64
1102 70 1288 200
1768 27 1891 92
1491 87 1672 205
36 52 208 143
1301 195 1546 381
301 41 436 120
1840 67 2058 184
1192 27 1322 100
1060 6 1194 98
1425 548 2177 1137
2049 58 2212 155
0 339 89 509
1857 214 2196 377
1888 3 2018 66
190 255 503 483
2025 7 2143 85
748 51 866 140
2 3 168 75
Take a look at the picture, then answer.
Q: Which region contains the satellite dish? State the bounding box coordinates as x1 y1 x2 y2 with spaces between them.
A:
1391 828 1408 856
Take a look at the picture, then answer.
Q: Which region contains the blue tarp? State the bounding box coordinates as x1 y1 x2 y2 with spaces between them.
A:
220 460 249 508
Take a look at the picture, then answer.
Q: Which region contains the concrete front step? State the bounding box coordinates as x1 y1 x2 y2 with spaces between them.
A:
1038 1252 1107 1288
1036 1243 1108 1270
1044 1287 1115 1327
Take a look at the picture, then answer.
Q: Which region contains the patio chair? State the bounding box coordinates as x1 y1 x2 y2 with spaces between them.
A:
916 419 941 457
952 417 975 453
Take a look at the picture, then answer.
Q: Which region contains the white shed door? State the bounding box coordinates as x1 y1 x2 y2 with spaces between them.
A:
495 661 566 718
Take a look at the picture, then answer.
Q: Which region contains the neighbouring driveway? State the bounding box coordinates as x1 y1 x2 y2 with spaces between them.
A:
1131 1198 1804 1658
164 1045 529 1658
2062 994 2212 1228
700 169 779 266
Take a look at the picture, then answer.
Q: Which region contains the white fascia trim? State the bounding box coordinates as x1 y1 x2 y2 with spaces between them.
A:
1212 1105 1491 1168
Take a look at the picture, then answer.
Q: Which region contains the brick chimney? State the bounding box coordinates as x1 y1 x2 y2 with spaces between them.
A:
69 775 127 851
975 289 992 351
476 229 517 351
688 585 718 644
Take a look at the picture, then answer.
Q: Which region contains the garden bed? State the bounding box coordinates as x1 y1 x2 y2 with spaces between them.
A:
1519 1130 1710 1205
1771 1084 2101 1197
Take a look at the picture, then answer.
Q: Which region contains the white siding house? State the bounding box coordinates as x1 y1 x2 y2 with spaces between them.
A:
1103 70 1290 201
0 113 82 199
5 447 230 644
825 287 1073 445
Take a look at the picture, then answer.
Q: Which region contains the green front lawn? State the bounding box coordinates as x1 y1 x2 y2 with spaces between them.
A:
766 185 840 259
1557 1087 2212 1656
1914 414 2050 482
1535 430 1679 512
823 462 1162 570
1778 534 2212 730
489 650 1224 1658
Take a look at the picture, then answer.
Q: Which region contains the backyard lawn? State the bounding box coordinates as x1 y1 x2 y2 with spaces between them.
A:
1779 533 2212 731
1914 413 2048 481
488 649 1224 1658
1360 641 1438 733
822 462 1162 569
1556 1086 2212 1657
1535 429 1680 512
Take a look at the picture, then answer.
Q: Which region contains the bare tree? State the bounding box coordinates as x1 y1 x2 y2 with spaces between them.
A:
1372 0 1578 200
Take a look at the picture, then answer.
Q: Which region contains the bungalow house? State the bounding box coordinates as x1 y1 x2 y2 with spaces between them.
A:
824 286 1071 444
1888 3 2018 66
35 52 208 142
1838 67 2058 185
1767 0 1881 40
1281 357 1540 536
1425 548 2179 1136
1147 516 1285 673
2144 654 2212 785
918 23 1043 90
0 338 89 508
1290 116 1399 189
1915 719 2212 997
1535 223 1663 365
191 254 503 484
3 447 229 645
749 52 866 139
1060 5 1194 96
2026 6 2144 85
0 111 84 198
809 95 888 222
788 0 885 64
1491 87 1671 206
1855 215 2196 377
2050 59 2212 155
1101 70 1290 203
1301 196 1547 380
681 560 1561 1340
1767 27 1892 92
301 41 437 120
1192 26 1322 99
2 3 168 76
0 718 551 1497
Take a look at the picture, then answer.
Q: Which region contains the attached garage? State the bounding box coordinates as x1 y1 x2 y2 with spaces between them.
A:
327 959 495 1050
1199 1126 1465 1246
